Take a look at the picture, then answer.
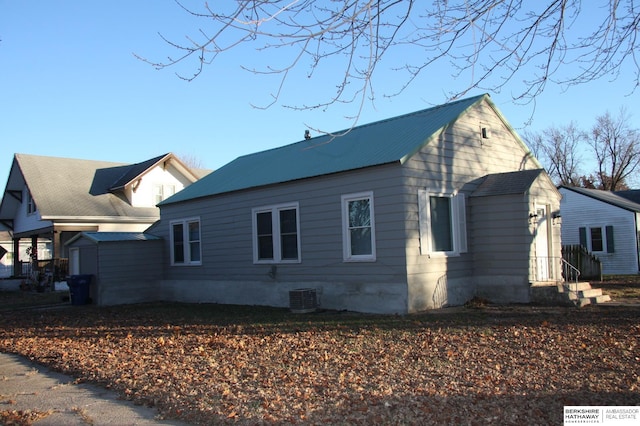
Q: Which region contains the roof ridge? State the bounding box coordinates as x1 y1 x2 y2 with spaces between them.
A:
235 93 489 160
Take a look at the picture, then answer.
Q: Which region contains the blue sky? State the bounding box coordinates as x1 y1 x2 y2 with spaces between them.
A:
1 1 638 182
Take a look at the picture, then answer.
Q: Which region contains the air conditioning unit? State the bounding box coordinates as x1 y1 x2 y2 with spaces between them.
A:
289 288 317 313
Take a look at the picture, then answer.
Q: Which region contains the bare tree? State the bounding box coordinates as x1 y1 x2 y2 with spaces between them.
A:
590 108 640 191
138 1 639 116
177 152 205 170
525 123 585 186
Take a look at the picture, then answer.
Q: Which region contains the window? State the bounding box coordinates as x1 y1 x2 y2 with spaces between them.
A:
418 189 467 256
154 184 176 204
252 203 300 263
579 226 614 253
341 192 376 261
26 191 36 215
170 218 201 265
590 228 604 252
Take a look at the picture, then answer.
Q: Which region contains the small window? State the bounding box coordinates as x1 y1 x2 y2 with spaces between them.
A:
252 203 300 263
418 189 467 256
590 228 604 252
341 192 376 261
154 184 176 204
170 218 201 265
579 226 614 254
26 191 37 215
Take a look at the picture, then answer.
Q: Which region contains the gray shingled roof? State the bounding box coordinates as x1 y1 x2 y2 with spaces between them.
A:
561 186 640 213
161 94 534 205
7 154 159 220
471 169 545 197
614 190 640 205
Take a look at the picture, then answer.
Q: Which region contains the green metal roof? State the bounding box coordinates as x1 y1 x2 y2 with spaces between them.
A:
161 94 491 205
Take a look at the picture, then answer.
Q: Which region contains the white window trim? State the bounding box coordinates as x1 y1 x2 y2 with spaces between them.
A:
583 225 612 254
252 202 301 264
418 189 467 257
341 191 376 262
170 217 202 266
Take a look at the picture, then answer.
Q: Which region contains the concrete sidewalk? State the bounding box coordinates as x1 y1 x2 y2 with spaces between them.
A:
0 352 190 425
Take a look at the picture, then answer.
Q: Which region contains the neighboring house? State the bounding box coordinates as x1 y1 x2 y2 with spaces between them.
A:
139 93 562 314
559 186 640 275
0 152 209 278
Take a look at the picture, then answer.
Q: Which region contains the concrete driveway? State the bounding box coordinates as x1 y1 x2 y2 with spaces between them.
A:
0 352 190 425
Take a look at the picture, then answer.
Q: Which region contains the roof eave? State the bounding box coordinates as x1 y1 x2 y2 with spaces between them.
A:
41 215 159 223
560 186 640 213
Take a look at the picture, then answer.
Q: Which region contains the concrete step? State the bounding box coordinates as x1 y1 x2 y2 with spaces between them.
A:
558 282 612 307
580 288 604 298
577 298 592 307
594 294 612 303
559 282 593 292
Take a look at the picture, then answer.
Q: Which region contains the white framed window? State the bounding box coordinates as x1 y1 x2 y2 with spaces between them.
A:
418 189 467 256
170 217 201 266
154 184 176 205
579 226 614 253
252 202 301 263
26 190 37 215
341 192 376 262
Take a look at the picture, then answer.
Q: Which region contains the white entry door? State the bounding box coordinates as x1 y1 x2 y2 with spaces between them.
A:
69 248 80 276
535 206 550 281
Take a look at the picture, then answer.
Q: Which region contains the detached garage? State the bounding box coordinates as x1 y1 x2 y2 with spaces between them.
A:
66 232 164 305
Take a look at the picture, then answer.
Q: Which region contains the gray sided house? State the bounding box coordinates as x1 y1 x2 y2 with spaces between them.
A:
66 232 163 305
559 186 640 275
151 94 561 314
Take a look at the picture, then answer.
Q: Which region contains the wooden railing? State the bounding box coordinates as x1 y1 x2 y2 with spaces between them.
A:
19 258 69 282
561 245 602 281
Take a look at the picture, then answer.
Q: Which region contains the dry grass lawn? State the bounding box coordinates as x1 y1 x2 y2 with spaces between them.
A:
1 298 639 425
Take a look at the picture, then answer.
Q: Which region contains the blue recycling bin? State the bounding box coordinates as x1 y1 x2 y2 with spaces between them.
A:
67 274 92 305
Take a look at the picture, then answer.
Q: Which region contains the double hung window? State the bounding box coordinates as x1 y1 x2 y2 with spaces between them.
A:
170 218 201 265
252 203 300 263
154 184 176 205
579 226 614 253
418 189 467 256
341 192 376 261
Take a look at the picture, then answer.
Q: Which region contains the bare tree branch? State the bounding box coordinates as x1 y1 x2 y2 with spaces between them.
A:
136 1 639 117
590 108 640 190
525 123 586 186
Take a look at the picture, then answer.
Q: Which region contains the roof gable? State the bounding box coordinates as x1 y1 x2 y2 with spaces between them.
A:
560 186 640 213
163 94 525 205
108 153 200 191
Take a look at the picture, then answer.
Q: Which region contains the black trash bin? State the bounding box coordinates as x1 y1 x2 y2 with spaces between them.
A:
67 274 92 305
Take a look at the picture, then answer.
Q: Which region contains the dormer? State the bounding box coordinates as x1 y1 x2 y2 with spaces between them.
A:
108 153 200 208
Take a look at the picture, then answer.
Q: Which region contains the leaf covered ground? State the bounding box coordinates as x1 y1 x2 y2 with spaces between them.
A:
0 303 639 425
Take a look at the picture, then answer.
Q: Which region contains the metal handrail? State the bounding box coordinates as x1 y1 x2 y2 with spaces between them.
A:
561 258 581 301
